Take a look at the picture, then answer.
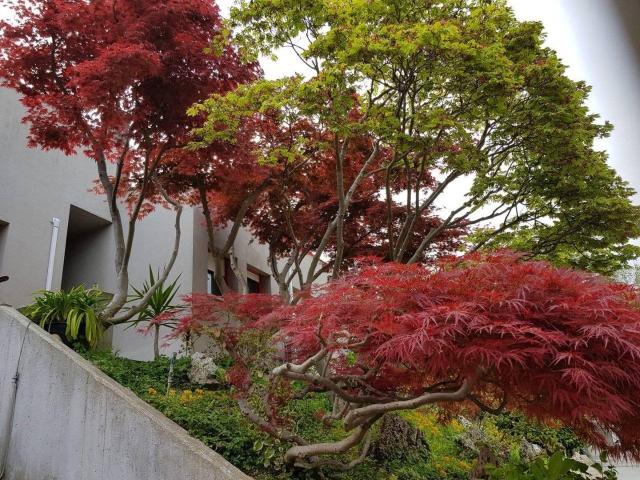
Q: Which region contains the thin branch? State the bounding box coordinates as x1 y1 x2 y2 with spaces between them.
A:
343 375 476 430
285 415 380 467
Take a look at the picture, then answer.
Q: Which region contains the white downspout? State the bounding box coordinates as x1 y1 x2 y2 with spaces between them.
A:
45 218 60 291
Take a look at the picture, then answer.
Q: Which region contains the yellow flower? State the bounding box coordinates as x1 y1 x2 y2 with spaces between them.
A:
168 388 177 397
195 389 205 397
179 389 196 404
450 419 464 433
148 387 157 396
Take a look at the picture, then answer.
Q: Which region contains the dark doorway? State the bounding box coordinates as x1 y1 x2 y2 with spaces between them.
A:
207 269 222 295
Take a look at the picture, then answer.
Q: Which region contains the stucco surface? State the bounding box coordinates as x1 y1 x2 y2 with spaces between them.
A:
0 306 252 480
0 86 326 361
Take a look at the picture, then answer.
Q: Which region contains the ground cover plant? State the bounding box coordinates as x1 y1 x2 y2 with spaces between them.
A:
80 348 602 479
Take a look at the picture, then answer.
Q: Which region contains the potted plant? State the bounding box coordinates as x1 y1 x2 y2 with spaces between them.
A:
23 286 106 348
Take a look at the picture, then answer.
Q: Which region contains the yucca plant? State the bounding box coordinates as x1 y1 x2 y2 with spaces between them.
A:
23 286 106 348
128 267 183 360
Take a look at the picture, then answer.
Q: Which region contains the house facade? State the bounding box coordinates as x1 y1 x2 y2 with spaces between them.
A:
0 87 323 360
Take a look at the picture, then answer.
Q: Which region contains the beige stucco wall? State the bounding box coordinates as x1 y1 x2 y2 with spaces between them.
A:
0 87 198 360
0 86 326 361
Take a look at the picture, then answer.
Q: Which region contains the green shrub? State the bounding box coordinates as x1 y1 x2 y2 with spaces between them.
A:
81 350 191 393
492 412 584 455
24 286 106 348
487 451 617 480
127 267 183 360
80 351 606 480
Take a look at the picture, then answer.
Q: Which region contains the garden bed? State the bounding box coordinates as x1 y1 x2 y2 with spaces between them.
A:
80 350 588 480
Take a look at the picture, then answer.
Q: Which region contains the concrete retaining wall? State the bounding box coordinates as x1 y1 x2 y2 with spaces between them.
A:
0 306 251 480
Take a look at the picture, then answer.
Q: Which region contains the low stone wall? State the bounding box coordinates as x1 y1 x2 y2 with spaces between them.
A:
0 306 251 480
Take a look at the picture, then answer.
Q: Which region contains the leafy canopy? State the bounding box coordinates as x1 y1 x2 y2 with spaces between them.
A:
0 0 255 160
196 251 640 467
0 0 259 320
213 0 640 274
187 77 463 289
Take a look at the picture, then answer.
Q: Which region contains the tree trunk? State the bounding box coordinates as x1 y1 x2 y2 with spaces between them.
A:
229 247 248 294
104 187 183 326
153 324 160 361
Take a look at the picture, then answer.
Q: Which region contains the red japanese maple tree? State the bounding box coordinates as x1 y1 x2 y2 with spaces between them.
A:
183 79 465 300
0 0 258 321
187 251 640 469
238 131 466 296
156 110 316 296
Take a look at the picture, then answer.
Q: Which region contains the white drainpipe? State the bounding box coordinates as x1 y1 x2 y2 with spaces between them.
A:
45 218 60 291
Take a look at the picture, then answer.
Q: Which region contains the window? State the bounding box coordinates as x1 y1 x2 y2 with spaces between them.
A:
247 276 260 294
0 220 8 277
207 270 222 295
247 266 271 294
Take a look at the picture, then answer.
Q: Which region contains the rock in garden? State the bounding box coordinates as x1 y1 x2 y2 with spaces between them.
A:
520 438 544 461
188 352 220 386
457 422 487 455
370 414 430 462
572 453 605 479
